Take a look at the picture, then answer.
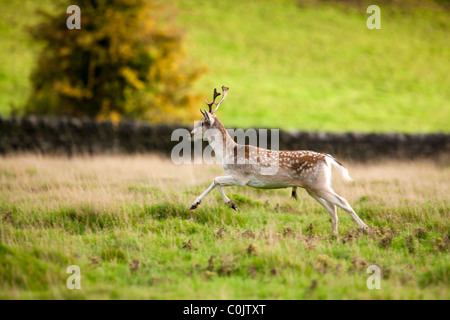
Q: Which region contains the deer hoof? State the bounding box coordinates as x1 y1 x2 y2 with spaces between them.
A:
189 201 201 210
362 226 375 236
227 201 238 211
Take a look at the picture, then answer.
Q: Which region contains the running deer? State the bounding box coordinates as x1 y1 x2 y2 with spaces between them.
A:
189 86 371 237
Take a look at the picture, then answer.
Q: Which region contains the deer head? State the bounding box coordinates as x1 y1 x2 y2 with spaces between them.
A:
190 86 229 140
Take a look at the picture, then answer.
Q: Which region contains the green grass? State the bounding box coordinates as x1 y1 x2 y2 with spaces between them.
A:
0 155 448 299
0 0 449 132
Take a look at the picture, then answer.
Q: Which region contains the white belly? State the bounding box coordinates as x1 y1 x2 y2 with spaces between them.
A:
245 176 292 189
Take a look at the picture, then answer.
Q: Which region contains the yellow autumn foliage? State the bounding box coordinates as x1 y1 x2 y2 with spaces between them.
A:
25 0 204 123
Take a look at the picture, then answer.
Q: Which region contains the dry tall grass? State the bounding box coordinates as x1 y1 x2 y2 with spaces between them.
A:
1 154 448 210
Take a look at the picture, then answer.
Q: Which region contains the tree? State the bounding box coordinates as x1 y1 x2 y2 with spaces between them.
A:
25 0 204 123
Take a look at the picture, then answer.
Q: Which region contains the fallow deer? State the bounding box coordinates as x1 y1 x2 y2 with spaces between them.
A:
189 86 371 237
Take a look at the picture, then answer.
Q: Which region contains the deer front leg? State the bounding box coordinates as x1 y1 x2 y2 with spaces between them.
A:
189 175 239 211
189 181 216 210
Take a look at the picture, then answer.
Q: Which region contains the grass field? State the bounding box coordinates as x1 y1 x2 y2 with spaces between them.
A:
1 0 449 132
0 155 448 299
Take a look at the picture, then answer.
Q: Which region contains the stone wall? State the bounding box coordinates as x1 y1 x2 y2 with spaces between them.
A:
1 116 448 161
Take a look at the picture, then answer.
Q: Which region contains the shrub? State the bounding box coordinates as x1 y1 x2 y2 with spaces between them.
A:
25 0 204 123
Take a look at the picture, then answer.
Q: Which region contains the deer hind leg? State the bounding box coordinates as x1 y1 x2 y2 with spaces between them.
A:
307 190 338 238
314 187 370 232
190 175 239 211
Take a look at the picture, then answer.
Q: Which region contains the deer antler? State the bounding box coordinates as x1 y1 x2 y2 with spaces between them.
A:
205 86 229 113
205 88 221 112
212 86 229 113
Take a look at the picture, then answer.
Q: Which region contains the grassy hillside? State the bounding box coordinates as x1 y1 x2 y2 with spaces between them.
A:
173 0 450 132
0 156 449 299
0 0 63 114
0 0 449 132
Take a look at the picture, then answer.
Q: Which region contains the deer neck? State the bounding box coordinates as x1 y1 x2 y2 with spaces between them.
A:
206 121 236 163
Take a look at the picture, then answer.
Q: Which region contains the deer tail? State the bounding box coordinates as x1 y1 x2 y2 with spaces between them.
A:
325 155 353 183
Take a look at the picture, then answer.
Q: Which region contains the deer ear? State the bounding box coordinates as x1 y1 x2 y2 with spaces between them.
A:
202 109 212 123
